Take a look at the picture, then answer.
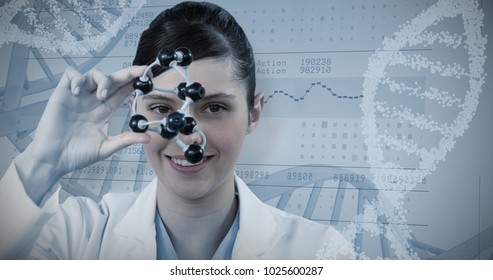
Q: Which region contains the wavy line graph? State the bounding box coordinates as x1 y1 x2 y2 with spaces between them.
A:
263 81 364 104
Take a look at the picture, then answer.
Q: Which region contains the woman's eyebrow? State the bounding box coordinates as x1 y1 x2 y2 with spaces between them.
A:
200 92 236 102
141 92 236 102
141 93 178 103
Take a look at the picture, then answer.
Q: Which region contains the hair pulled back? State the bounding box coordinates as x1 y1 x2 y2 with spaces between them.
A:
133 1 256 109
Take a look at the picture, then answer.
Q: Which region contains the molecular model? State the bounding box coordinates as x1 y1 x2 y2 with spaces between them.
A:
129 48 206 164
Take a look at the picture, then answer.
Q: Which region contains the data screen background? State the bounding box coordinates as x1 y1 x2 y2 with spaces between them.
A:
0 0 492 259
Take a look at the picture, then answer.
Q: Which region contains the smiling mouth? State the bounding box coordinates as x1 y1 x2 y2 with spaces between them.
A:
169 156 208 167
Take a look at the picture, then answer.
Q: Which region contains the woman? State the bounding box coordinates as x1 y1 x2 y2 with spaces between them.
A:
0 2 354 260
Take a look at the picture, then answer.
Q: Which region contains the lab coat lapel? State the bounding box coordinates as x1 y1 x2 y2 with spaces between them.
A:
99 175 286 259
100 178 158 259
232 176 286 259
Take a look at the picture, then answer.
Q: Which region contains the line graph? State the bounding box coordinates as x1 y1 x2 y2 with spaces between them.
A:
258 77 424 118
263 81 364 104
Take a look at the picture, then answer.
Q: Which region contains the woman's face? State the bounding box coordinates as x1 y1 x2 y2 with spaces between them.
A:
135 57 262 200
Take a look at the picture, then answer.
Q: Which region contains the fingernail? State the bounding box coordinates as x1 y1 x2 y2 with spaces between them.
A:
73 87 80 95
101 89 108 99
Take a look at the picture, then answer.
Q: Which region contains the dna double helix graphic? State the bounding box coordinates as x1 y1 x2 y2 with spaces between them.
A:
0 0 145 55
320 0 487 259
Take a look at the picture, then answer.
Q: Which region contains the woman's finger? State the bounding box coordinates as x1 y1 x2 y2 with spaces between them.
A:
99 131 151 159
85 68 113 101
103 65 149 108
58 67 86 96
109 65 149 89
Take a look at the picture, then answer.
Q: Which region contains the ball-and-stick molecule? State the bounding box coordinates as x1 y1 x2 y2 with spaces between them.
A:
129 48 206 164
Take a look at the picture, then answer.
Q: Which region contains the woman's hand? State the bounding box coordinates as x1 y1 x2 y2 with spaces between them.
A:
14 66 151 203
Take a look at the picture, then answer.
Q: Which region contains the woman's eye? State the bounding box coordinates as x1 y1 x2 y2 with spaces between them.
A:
204 103 226 114
150 105 171 114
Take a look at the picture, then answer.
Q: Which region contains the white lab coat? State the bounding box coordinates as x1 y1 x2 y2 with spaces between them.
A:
0 163 355 259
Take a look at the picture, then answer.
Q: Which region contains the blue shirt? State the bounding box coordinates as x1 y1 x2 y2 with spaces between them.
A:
155 209 240 260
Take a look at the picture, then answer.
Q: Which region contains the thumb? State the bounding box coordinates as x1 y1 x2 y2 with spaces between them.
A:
100 132 151 158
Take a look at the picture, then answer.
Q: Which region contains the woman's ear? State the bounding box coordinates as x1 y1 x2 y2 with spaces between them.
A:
247 92 264 134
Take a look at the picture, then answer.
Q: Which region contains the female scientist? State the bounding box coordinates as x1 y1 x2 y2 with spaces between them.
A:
0 1 354 260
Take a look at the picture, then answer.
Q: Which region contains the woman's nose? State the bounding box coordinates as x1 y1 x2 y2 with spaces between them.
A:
179 130 204 146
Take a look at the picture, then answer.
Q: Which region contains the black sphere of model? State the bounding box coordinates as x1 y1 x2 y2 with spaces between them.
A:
185 144 204 164
157 49 175 68
166 111 186 132
133 77 153 94
177 82 205 101
176 47 193 67
158 47 193 68
160 124 178 140
129 114 148 133
180 116 197 135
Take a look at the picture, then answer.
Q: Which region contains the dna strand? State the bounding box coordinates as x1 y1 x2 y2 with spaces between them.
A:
316 0 487 259
0 0 145 55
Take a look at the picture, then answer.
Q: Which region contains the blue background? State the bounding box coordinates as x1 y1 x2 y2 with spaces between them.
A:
0 0 491 259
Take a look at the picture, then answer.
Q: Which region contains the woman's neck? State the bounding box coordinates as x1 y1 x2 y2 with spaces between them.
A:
156 177 238 259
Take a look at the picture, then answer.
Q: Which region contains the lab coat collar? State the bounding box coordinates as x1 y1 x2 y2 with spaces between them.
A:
232 175 286 259
106 175 285 259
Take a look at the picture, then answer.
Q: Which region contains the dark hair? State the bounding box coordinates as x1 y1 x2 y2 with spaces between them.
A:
133 1 256 110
